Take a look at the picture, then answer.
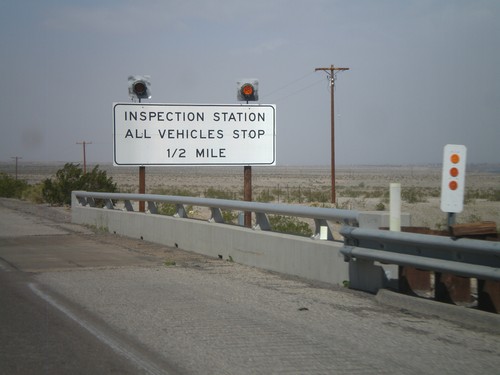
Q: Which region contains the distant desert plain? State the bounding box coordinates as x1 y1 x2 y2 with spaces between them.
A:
1 162 499 231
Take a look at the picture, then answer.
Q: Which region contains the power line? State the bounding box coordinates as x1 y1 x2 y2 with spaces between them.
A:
260 71 316 100
267 77 326 103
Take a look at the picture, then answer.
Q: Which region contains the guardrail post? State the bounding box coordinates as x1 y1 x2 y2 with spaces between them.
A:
124 200 134 211
255 212 271 231
87 197 96 207
147 201 158 214
341 230 392 293
433 226 471 306
347 256 389 294
435 272 472 305
105 199 114 210
342 213 411 293
72 191 81 207
175 204 188 218
478 280 500 313
392 227 433 296
209 207 224 223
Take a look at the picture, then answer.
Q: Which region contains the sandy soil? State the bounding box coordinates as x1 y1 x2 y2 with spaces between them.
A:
1 162 499 230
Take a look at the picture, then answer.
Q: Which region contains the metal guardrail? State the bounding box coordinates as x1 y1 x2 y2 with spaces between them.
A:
340 226 500 281
73 191 500 280
73 191 500 282
72 191 359 240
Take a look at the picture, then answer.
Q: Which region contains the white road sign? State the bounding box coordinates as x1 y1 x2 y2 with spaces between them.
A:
113 103 276 166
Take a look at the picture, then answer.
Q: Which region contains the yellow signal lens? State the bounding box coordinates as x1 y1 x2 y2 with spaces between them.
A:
449 181 458 190
450 153 460 164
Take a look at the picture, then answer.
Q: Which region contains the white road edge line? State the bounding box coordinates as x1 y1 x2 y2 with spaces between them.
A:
28 283 167 375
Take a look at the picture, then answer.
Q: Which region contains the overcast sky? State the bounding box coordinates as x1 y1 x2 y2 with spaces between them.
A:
0 0 498 166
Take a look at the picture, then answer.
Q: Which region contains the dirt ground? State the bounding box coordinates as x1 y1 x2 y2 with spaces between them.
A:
2 162 499 230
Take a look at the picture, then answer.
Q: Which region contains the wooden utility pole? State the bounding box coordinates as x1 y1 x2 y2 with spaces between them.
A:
10 156 22 180
76 141 92 174
314 65 349 204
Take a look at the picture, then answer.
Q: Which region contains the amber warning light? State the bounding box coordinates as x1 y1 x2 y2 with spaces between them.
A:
242 84 254 97
440 144 467 213
237 79 259 101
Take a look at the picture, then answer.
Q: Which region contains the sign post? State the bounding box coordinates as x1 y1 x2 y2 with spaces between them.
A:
243 166 252 227
127 75 152 212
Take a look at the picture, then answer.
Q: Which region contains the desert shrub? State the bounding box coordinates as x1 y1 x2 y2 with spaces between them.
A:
269 215 313 237
465 188 481 201
428 188 441 197
152 187 198 197
286 187 305 203
335 200 352 210
21 183 45 203
222 210 238 223
491 189 500 202
158 203 193 216
339 187 364 198
401 187 427 203
306 189 329 203
0 173 28 198
365 189 388 199
465 213 482 223
435 219 448 231
204 187 236 200
256 189 274 203
158 203 177 216
271 187 284 201
465 188 500 202
83 165 117 193
310 202 334 208
42 163 116 205
154 187 196 216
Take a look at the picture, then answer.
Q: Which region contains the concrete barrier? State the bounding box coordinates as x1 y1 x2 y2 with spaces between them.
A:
71 192 411 289
72 205 351 285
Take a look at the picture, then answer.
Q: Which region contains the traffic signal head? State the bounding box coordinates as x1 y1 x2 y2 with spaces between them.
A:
440 144 467 213
128 75 151 100
237 79 258 101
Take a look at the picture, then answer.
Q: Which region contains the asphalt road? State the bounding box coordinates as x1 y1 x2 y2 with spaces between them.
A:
1 198 500 374
0 267 169 375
